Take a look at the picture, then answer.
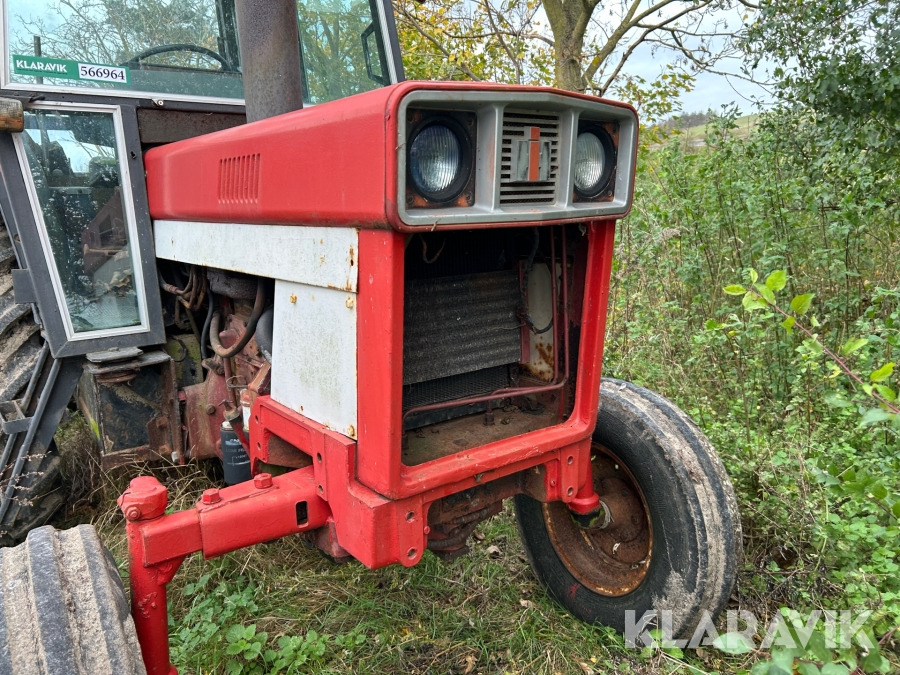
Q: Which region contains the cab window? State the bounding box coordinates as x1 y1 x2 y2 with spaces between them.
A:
4 0 392 104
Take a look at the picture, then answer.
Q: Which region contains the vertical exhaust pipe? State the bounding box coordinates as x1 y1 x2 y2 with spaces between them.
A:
234 0 305 122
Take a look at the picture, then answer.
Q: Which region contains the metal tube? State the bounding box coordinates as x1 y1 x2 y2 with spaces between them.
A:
233 0 304 123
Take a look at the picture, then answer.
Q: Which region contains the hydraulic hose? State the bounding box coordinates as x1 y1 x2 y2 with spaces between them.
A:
209 278 266 359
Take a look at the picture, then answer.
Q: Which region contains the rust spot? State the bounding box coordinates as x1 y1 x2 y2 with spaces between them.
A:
345 296 355 309
349 246 356 267
522 340 554 380
347 425 356 438
289 293 297 304
543 447 651 596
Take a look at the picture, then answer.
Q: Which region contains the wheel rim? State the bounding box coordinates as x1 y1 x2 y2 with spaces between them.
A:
543 444 652 596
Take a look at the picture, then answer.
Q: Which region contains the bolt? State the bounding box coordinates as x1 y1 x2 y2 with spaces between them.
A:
289 293 297 303
201 488 221 505
206 404 216 415
124 506 142 521
253 473 273 489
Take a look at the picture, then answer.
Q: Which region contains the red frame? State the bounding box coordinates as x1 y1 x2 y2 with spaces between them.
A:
354 222 617 499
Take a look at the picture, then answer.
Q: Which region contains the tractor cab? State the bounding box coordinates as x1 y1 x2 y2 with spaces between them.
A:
0 0 402 357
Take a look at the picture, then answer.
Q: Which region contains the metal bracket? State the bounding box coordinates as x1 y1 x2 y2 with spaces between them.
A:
0 399 31 435
11 268 36 304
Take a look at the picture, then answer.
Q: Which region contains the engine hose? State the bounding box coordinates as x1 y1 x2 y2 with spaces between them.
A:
200 295 214 360
209 278 266 359
256 305 274 363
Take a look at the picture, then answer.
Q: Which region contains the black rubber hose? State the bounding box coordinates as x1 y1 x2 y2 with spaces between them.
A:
209 278 266 359
200 293 214 360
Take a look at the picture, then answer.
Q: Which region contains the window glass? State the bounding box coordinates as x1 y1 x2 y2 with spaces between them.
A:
20 108 143 334
6 0 391 104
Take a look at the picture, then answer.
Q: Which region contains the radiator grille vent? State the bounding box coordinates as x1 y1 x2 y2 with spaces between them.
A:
218 153 260 204
499 110 560 205
403 271 521 386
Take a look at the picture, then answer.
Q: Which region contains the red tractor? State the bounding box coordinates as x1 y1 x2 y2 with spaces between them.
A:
0 1 741 672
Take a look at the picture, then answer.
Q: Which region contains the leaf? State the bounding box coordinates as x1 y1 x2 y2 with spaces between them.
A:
870 362 895 382
724 285 747 295
820 663 849 675
743 292 769 312
860 651 890 673
871 483 888 500
841 337 868 355
713 632 755 654
705 319 724 330
873 384 896 402
754 283 776 304
892 500 900 518
749 269 759 283
823 392 852 408
859 408 893 426
226 625 245 643
781 316 795 332
766 269 787 291
791 293 814 315
796 663 820 675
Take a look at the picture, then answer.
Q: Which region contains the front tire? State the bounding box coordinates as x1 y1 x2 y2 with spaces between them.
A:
514 378 741 638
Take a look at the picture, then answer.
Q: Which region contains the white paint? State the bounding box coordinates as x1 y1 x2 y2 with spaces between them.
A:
270 279 358 439
154 221 358 292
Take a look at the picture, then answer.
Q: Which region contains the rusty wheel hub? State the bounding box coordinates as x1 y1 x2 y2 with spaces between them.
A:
543 444 652 596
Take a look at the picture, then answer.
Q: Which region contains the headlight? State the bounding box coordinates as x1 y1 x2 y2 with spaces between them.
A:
406 114 474 206
410 124 460 197
573 126 615 199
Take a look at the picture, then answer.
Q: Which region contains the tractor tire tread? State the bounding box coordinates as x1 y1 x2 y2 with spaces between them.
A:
0 525 146 674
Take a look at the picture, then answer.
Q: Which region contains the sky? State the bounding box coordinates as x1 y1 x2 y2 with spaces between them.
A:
623 43 775 116
586 2 776 117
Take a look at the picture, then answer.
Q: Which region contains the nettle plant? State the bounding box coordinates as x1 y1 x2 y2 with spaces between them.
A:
710 269 898 674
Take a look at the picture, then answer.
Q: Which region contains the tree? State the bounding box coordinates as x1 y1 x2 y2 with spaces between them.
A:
10 0 220 67
396 0 758 99
744 0 900 149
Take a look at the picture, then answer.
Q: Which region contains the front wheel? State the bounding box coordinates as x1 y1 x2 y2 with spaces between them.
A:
514 378 742 639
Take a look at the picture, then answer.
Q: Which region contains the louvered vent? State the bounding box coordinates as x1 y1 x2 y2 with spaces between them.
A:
218 153 260 204
500 110 560 205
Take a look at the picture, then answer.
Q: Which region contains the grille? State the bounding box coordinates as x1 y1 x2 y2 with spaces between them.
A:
403 270 521 386
402 365 510 412
218 153 260 204
499 110 560 205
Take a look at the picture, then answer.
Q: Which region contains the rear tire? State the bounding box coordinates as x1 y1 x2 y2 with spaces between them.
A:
514 378 742 639
0 525 146 674
0 223 65 545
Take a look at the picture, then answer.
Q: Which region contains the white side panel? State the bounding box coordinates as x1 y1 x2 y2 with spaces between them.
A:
271 279 358 438
154 221 358 291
